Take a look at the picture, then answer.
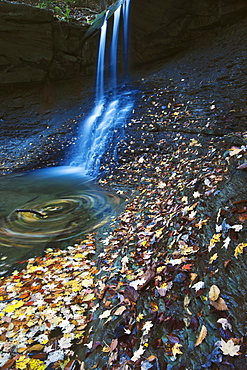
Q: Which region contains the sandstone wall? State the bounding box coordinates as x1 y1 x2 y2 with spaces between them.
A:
0 1 97 85
1 0 247 85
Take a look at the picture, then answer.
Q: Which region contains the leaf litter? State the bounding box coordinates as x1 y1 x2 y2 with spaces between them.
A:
0 77 247 369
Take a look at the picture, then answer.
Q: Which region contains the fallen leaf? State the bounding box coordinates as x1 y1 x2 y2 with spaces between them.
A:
234 243 247 258
110 338 118 352
220 339 240 356
217 318 232 331
172 343 183 358
210 297 228 311
209 285 220 301
194 325 207 347
237 162 247 170
114 306 127 316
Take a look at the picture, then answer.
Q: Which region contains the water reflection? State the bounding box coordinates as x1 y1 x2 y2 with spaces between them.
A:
0 166 122 272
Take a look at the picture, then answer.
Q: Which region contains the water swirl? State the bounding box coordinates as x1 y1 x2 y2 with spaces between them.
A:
0 166 122 248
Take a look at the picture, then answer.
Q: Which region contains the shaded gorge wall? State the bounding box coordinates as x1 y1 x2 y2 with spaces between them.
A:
1 0 247 85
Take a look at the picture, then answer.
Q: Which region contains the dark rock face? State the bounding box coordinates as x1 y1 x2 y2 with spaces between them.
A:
1 0 247 84
0 1 97 84
129 0 247 65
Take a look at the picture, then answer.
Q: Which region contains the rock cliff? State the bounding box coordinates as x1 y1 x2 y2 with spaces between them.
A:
0 1 97 84
129 0 247 65
1 0 247 85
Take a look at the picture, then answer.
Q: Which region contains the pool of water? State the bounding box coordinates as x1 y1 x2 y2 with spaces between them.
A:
0 166 122 275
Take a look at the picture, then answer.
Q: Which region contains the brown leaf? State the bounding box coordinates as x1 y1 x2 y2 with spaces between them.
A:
0 359 15 370
210 297 228 311
194 325 207 347
123 286 139 302
209 285 220 301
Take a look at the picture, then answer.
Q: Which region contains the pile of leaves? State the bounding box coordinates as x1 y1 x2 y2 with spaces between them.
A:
1 73 247 370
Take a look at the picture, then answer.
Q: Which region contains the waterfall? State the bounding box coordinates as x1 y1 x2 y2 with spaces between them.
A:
96 11 109 102
110 5 121 91
69 0 134 176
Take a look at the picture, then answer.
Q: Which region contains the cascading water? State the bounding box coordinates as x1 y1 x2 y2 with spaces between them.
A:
110 5 121 91
69 0 134 176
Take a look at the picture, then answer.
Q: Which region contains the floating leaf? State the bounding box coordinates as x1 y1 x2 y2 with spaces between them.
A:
217 318 232 331
209 285 220 301
194 325 207 346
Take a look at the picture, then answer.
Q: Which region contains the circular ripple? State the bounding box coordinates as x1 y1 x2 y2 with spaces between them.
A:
0 167 122 248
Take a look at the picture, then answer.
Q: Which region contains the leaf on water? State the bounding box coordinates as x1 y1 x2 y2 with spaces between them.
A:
229 147 244 156
220 339 240 356
110 338 118 352
210 297 228 311
209 285 220 302
28 344 44 352
192 281 205 292
194 325 207 347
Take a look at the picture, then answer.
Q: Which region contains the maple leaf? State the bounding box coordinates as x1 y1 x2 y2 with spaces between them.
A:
220 339 240 356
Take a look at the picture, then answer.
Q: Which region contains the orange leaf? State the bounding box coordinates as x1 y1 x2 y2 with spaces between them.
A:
194 325 207 347
209 285 220 301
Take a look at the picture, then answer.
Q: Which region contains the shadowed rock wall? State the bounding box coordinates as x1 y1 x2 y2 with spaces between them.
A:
1 0 247 85
129 0 247 65
0 1 97 84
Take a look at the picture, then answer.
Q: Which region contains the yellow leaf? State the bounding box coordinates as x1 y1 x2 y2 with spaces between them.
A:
4 300 24 313
209 285 220 301
194 325 207 347
234 243 247 258
209 253 218 264
28 344 44 352
102 346 111 352
82 293 95 302
172 343 183 358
